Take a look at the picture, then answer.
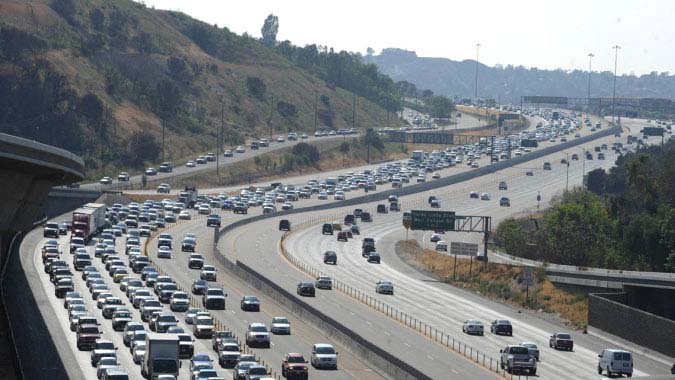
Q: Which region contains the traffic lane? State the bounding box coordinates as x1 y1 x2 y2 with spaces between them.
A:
108 231 222 379
36 233 153 379
287 153 640 378
146 211 386 380
87 134 355 190
222 220 503 380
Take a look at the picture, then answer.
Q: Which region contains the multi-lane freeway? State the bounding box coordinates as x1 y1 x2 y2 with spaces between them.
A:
27 111 675 379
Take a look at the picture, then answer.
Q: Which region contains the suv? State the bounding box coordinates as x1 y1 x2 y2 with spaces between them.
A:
491 319 513 336
322 251 337 265
598 349 633 377
361 212 372 222
310 343 338 369
282 353 308 380
500 345 537 375
202 288 226 310
549 332 574 351
246 323 271 348
206 214 221 227
321 224 333 235
279 219 291 231
77 324 101 350
498 181 508 190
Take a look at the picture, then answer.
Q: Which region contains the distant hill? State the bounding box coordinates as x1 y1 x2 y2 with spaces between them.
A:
0 0 400 177
365 48 675 103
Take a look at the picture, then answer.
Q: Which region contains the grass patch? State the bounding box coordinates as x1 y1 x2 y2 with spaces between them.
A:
396 240 588 329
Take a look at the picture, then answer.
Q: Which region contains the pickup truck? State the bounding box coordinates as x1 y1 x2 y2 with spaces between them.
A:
500 345 537 375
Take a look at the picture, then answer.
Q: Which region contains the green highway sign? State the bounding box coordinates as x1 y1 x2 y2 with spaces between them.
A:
410 210 455 231
643 127 664 136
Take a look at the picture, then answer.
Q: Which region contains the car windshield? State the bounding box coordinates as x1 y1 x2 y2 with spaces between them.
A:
250 325 267 332
510 347 529 355
273 318 289 324
287 356 305 363
315 346 335 354
244 296 259 302
222 345 238 352
97 342 115 349
197 318 213 325
206 289 222 295
192 354 210 362
173 293 187 299
158 315 176 322
80 326 99 334
249 367 267 375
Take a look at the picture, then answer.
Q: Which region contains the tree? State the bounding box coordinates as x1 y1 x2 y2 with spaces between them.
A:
339 141 350 165
246 76 266 101
292 142 320 167
126 130 160 166
90 8 105 30
422 89 434 98
496 218 527 257
366 47 375 56
261 14 279 48
362 128 384 163
425 96 455 119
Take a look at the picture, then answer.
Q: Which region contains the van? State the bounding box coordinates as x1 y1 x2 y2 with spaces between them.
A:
598 349 633 377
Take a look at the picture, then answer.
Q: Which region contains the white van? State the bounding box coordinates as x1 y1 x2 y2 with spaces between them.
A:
598 349 633 377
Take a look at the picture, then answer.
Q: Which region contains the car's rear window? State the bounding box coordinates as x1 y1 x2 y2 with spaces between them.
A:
613 352 631 361
558 334 571 339
510 347 529 355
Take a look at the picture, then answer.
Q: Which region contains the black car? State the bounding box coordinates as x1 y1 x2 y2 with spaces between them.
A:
279 219 291 231
362 245 376 257
192 279 208 295
296 282 315 297
367 252 381 264
343 214 355 225
376 204 388 214
206 214 221 227
361 212 372 222
353 209 363 218
321 223 333 235
491 319 513 336
240 296 261 311
323 251 337 265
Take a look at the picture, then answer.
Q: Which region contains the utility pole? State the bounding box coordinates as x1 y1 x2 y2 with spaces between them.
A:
161 117 165 163
565 153 570 192
587 53 594 110
268 95 274 141
218 98 224 177
474 43 481 100
314 91 318 134
352 92 356 130
611 45 621 125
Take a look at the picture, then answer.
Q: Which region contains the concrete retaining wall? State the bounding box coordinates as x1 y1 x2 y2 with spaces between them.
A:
2 228 85 380
588 292 675 357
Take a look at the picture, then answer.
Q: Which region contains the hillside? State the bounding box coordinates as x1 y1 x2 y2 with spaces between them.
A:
365 48 675 103
0 0 401 177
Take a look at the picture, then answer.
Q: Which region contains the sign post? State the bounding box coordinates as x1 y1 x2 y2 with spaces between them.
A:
402 212 412 240
523 267 533 306
450 242 478 280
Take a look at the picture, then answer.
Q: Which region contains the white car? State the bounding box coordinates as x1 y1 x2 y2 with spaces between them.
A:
334 191 345 201
99 176 113 185
432 172 441 179
157 246 172 259
235 146 245 153
480 193 491 201
375 280 394 295
270 317 291 335
462 320 484 335
315 276 332 290
430 233 442 243
186 161 196 168
281 203 293 211
436 241 448 252
311 343 338 369
132 341 146 364
178 210 191 220
246 323 270 348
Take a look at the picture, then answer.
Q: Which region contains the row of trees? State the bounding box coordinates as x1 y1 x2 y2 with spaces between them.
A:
495 142 675 272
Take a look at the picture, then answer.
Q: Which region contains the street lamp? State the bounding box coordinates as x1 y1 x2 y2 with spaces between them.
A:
474 43 481 101
587 53 594 110
611 45 621 125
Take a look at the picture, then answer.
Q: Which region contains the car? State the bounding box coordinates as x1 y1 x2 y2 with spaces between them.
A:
122 322 144 347
549 332 574 351
118 172 130 181
200 265 218 282
282 353 308 380
90 339 117 367
279 219 291 231
240 295 261 311
43 222 60 238
336 231 348 242
192 279 208 295
296 281 315 297
202 288 226 310
571 153 579 160
361 212 372 222
469 191 479 199
500 345 537 375
111 309 132 331
500 197 510 207
223 150 233 157
157 246 172 259
270 317 291 335
184 307 200 325
375 280 394 295
491 319 513 336
543 162 552 170
207 214 221 227
246 323 270 348
188 254 204 269
367 252 381 263
182 237 197 252
432 172 441 179
436 241 448 252
153 313 178 333
310 344 338 369
96 356 119 379
598 349 633 377
322 251 337 265
217 342 241 368
315 276 332 290
186 160 196 168
77 323 101 350
526 170 534 176
462 320 484 335
193 315 215 338
170 291 190 312
242 364 268 379
480 192 491 201
498 181 508 190
99 176 113 185
145 168 157 176
521 342 540 361
179 210 192 220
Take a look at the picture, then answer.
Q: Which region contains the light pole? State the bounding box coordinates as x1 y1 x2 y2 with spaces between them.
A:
587 53 594 109
565 152 570 192
611 45 621 125
474 43 481 101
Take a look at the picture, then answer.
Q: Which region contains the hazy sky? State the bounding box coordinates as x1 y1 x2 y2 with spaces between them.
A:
143 0 675 75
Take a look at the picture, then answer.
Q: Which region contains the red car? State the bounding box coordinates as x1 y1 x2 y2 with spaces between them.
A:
282 353 308 380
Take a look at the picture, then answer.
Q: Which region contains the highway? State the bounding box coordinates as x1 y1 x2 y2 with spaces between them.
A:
29 113 674 379
219 120 674 379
